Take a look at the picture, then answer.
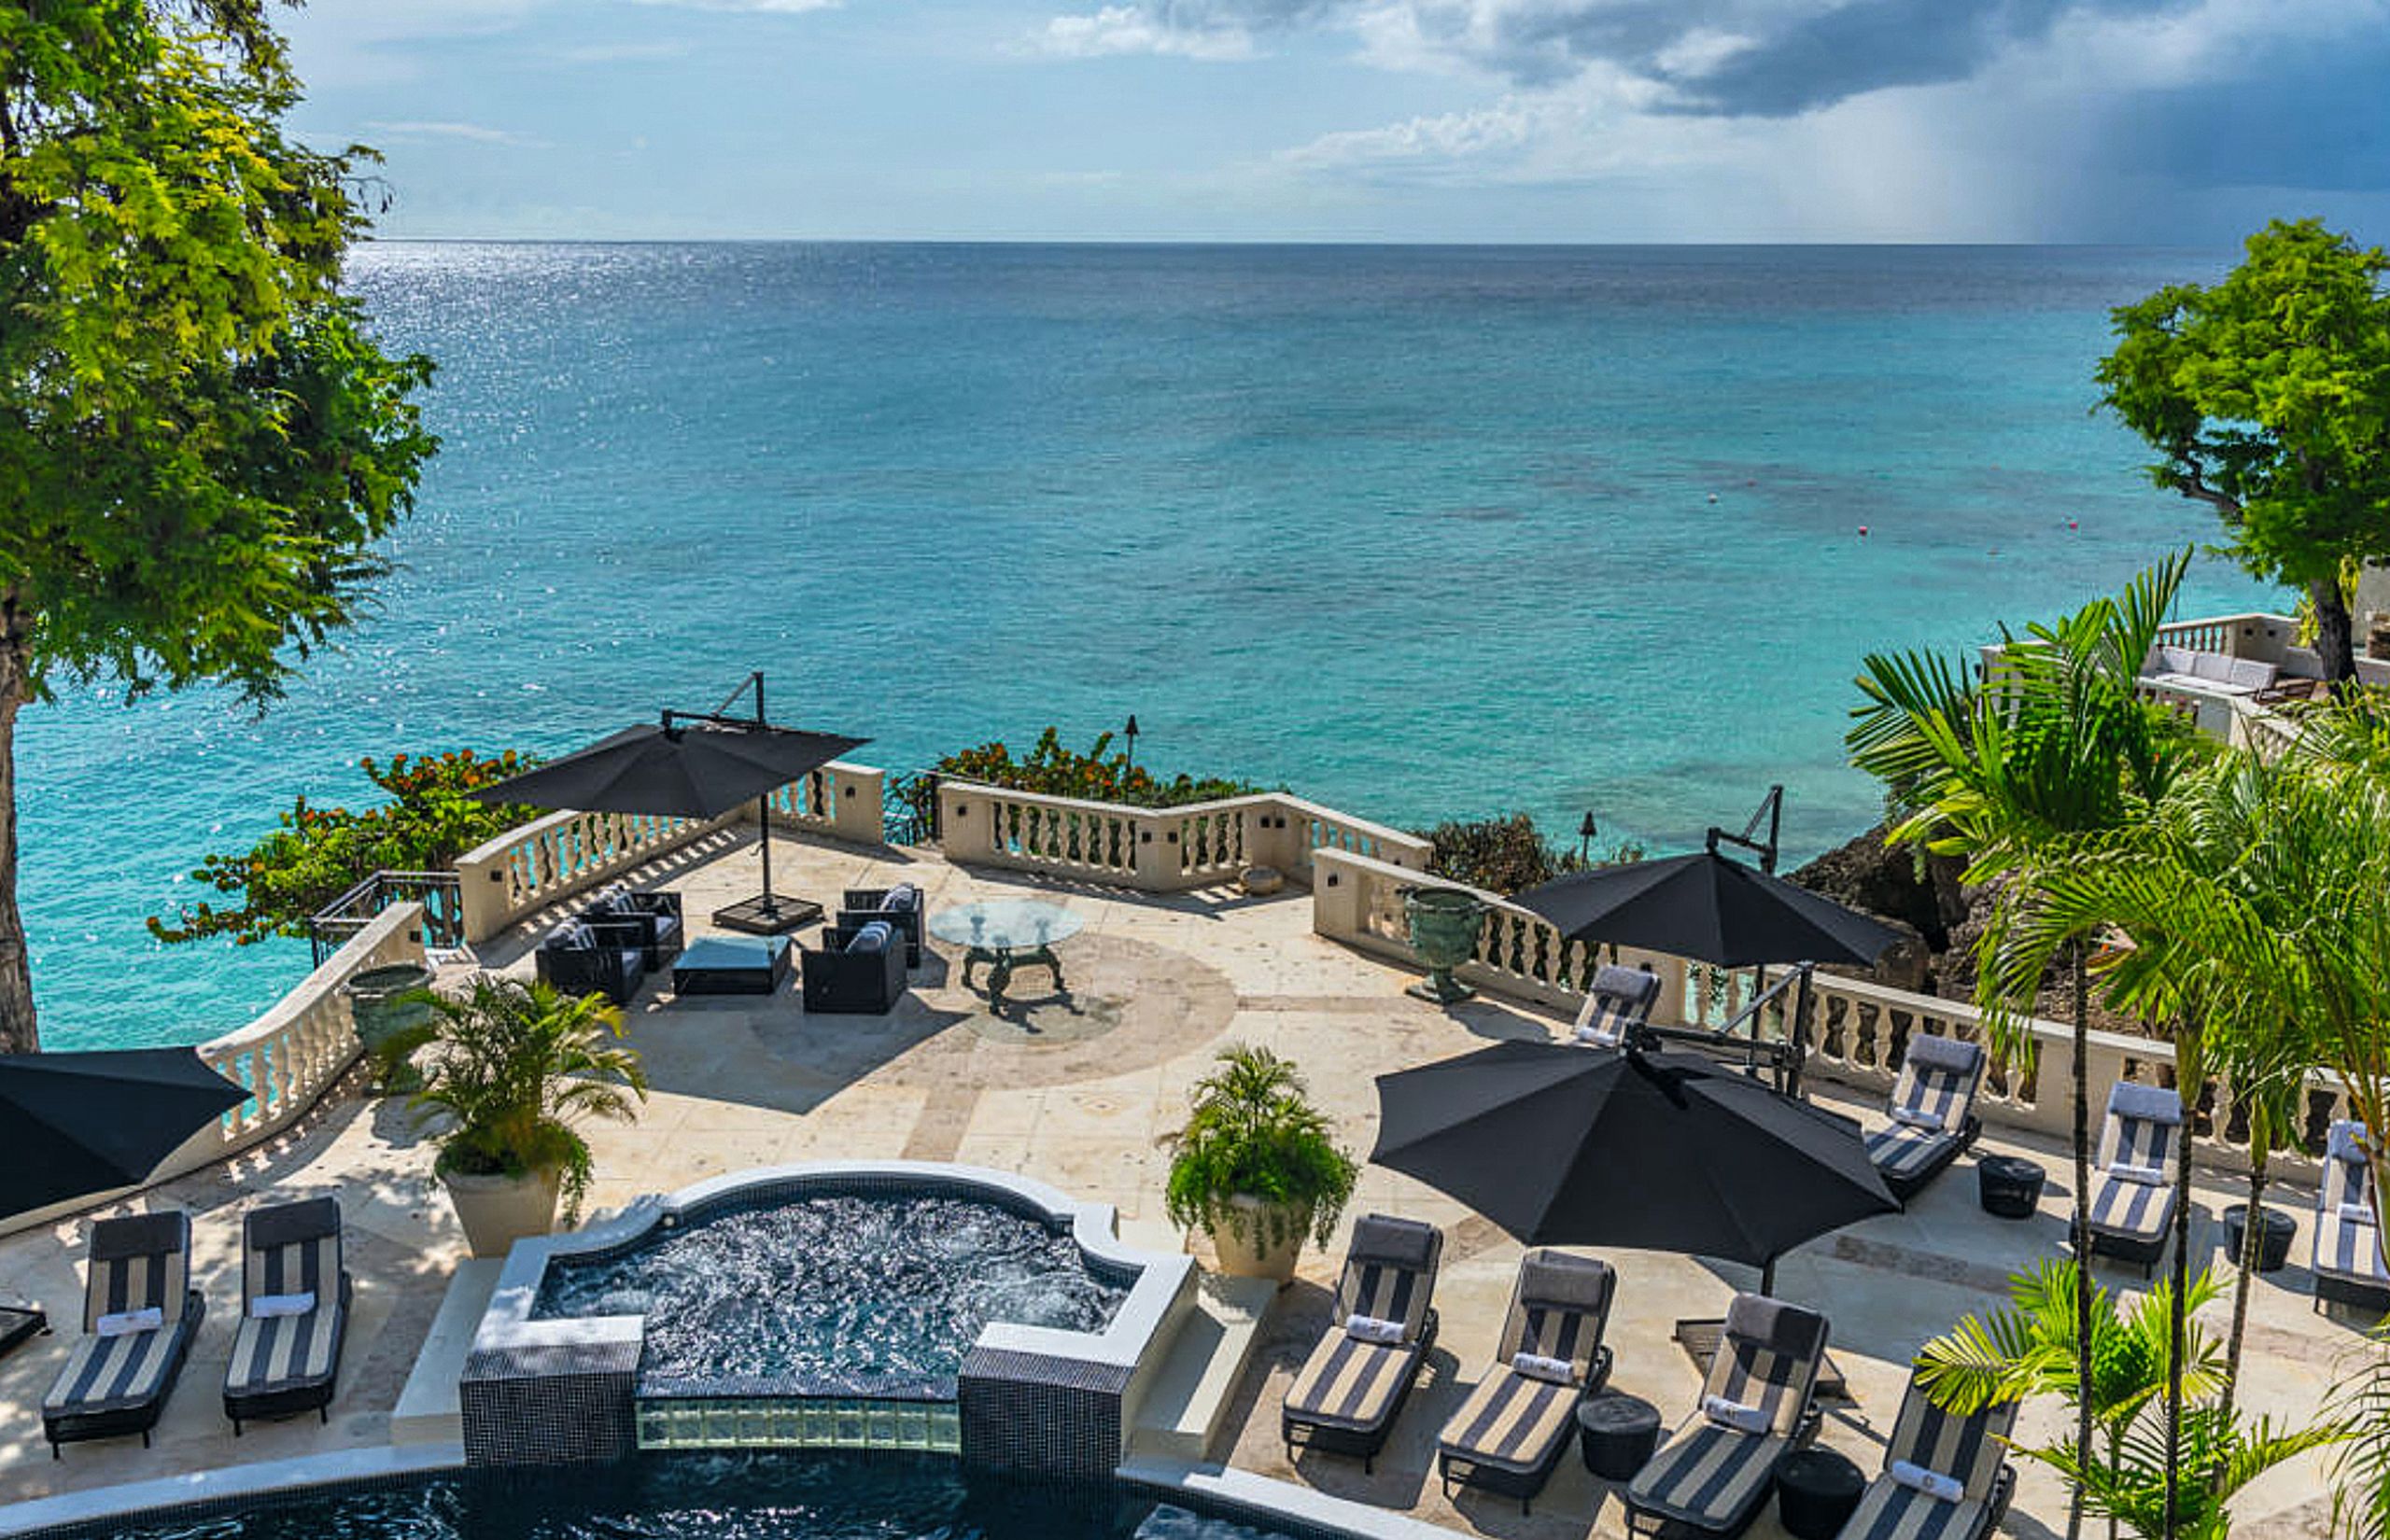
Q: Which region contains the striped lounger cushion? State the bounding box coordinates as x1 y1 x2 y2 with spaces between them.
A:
1573 965 1659 1048
43 1213 195 1425
1865 1036 1982 1185
1284 1216 1440 1440
1839 1379 2017 1540
1628 1295 1827 1532
2088 1084 2182 1247
2315 1122 2390 1290
1440 1253 1614 1480
227 1203 347 1410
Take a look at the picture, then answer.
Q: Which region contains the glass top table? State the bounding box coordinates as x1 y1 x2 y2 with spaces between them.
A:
928 901 1084 1005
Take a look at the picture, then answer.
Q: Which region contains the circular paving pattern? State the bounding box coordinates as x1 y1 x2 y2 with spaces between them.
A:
750 930 1238 1090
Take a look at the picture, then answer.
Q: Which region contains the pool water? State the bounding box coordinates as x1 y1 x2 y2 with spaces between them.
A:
530 1195 1132 1395
41 1453 1325 1540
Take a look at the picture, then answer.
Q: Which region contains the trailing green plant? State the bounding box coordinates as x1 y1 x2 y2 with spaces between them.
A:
391 974 648 1224
1418 812 1640 895
1162 1045 1357 1252
148 749 540 946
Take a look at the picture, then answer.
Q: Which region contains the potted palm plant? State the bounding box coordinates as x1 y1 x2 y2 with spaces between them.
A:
1163 1045 1357 1282
394 974 648 1257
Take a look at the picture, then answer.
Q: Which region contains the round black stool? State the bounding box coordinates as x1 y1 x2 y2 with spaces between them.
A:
1776 1448 1866 1540
1577 1392 1663 1481
2222 1204 2298 1273
1977 1155 2046 1219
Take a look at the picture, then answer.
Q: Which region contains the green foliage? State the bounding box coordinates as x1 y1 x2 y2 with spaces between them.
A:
0 0 439 706
392 975 648 1224
893 727 1263 837
1419 812 1641 895
2026 1405 2350 1540
2328 1327 2390 1540
148 749 540 945
1162 1044 1357 1253
2096 219 2390 677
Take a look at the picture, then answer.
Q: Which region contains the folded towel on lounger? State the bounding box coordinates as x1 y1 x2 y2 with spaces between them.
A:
1890 1461 1964 1503
1511 1351 1574 1384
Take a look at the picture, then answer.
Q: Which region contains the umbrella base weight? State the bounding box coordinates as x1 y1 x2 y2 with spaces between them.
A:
712 895 824 935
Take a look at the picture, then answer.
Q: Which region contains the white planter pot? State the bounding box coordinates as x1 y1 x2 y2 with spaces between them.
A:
1206 1195 1308 1283
442 1166 562 1258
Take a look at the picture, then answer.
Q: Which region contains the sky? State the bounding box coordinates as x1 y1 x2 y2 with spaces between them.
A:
279 0 2390 243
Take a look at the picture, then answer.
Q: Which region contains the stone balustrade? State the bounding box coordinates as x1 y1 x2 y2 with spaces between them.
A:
1310 847 2355 1181
455 763 885 943
934 781 1430 892
0 903 429 1240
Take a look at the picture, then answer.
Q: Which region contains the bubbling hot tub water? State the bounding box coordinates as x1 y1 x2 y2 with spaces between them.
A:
530 1194 1132 1396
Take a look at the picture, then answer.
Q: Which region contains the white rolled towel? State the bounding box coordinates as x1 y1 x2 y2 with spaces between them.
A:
1701 1394 1769 1434
1889 1460 1964 1503
1344 1313 1406 1345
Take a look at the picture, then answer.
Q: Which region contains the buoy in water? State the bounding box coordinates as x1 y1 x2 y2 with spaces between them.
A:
1708 493 1720 504
1858 525 1869 537
2067 519 2079 529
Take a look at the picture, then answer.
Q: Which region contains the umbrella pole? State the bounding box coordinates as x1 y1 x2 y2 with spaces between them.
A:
1760 1255 1777 1296
756 793 776 913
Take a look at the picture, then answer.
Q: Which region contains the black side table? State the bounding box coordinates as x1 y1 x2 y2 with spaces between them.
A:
1977 1155 2046 1219
1777 1448 1866 1540
1577 1392 1663 1481
2222 1204 2298 1273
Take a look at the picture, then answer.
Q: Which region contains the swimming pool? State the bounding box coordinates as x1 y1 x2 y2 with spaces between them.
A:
16 1451 1353 1540
532 1193 1133 1396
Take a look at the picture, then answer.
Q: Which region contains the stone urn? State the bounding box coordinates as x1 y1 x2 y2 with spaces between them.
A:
1208 1194 1307 1283
441 1166 562 1258
1402 886 1486 1004
343 962 436 1091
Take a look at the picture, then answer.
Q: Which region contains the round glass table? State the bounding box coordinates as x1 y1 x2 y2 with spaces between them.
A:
928 900 1085 1005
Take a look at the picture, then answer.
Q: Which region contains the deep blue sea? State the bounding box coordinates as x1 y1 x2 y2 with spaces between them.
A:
18 243 2272 1050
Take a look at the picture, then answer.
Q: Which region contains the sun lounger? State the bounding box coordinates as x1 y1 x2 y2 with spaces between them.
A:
41 1211 204 1456
1863 1033 1985 1201
1625 1292 1829 1537
1436 1249 1616 1513
2086 1082 2183 1275
1834 1373 2017 1540
224 1197 354 1433
1281 1213 1443 1471
2314 1120 2390 1310
1571 964 1662 1048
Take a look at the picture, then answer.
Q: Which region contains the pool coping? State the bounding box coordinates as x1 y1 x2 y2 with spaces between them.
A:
0 1442 467 1538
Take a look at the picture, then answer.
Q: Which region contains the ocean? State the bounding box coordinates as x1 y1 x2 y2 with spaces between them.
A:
16 243 2271 1050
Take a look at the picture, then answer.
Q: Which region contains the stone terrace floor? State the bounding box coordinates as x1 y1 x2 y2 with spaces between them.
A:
0 826 2367 1536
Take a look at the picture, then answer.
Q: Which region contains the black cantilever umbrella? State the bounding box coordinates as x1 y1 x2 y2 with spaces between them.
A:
0 1048 248 1221
1512 847 1898 970
1371 1039 1896 1293
471 686 866 932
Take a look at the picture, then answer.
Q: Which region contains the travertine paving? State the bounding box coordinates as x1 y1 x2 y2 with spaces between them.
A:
0 829 2368 1536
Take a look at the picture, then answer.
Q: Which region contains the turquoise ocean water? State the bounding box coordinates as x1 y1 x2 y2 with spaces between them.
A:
18 243 2272 1050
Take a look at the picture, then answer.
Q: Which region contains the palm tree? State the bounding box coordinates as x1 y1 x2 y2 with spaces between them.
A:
1851 552 2200 1537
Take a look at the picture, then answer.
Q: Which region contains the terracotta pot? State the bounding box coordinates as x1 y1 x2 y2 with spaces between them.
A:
441 1165 562 1258
1206 1194 1308 1283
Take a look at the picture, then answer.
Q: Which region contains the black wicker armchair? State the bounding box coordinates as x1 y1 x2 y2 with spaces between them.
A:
837 884 923 966
577 887 684 969
802 921 907 1015
535 919 648 1006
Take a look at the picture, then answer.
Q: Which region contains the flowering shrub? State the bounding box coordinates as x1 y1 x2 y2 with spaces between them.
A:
148 749 541 945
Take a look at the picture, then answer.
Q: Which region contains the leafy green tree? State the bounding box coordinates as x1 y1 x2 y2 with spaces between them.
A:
1850 553 2202 1538
0 1 436 1050
2097 219 2390 682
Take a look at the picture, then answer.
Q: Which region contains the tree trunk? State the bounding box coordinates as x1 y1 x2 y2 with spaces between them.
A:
2221 1152 2267 1424
0 623 35 1055
2163 1055 2196 1540
2069 939 2094 1540
2313 577 2357 682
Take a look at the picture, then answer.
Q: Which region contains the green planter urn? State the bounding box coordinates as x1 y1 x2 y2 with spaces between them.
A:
343 962 437 1091
1402 886 1486 1004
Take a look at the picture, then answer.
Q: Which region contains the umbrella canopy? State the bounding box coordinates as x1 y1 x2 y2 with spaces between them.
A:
0 1049 249 1220
1371 1039 1896 1281
1512 848 1899 968
468 720 867 821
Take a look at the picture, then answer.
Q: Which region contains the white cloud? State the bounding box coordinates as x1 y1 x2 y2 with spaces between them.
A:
365 120 551 148
1037 6 1257 60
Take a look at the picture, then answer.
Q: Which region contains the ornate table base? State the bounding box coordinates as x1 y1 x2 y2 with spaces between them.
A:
962 944 1065 1005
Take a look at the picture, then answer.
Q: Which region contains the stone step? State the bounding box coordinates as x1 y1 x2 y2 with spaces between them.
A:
1130 1271 1279 1463
390 1259 504 1447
